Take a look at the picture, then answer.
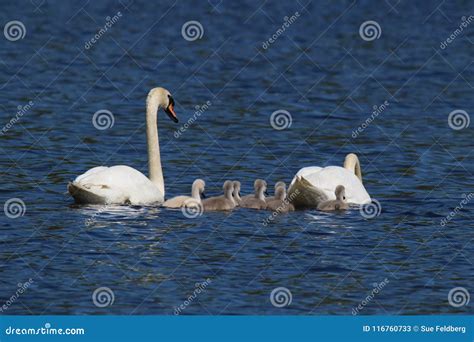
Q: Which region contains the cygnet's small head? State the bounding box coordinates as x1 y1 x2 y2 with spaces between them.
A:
254 179 266 190
147 87 178 123
274 186 287 200
194 179 206 193
232 181 241 196
335 185 346 201
223 180 234 195
190 179 206 199
274 181 286 191
254 179 267 195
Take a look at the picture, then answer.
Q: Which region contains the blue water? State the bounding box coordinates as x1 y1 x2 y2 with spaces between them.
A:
0 1 473 315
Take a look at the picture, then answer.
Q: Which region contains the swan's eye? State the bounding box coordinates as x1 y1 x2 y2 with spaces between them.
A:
167 94 175 107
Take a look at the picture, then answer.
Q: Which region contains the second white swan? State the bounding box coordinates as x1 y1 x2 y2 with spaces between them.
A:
288 153 371 208
68 87 178 205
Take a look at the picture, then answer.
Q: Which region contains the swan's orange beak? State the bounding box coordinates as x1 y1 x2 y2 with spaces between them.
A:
165 95 178 123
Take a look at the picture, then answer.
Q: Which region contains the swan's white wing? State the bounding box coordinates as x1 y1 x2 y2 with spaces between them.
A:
312 166 371 204
71 165 163 204
289 166 371 207
295 166 323 179
74 166 109 183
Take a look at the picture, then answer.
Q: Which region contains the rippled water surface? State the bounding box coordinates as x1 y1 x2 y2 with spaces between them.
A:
1 1 473 315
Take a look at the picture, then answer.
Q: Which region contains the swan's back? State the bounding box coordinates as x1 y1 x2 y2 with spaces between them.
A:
70 165 163 204
266 199 294 212
308 166 369 203
202 197 234 211
239 197 266 209
163 195 193 208
295 166 323 179
289 166 370 205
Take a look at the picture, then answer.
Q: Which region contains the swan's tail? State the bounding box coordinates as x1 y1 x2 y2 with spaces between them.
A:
67 182 107 204
288 176 329 209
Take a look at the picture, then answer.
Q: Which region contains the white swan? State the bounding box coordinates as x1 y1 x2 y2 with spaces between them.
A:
288 153 371 208
68 87 178 205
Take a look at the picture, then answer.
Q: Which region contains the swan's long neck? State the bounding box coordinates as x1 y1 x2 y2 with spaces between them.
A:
344 153 362 182
225 188 234 201
234 190 241 202
257 187 265 201
191 183 200 200
146 94 164 195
